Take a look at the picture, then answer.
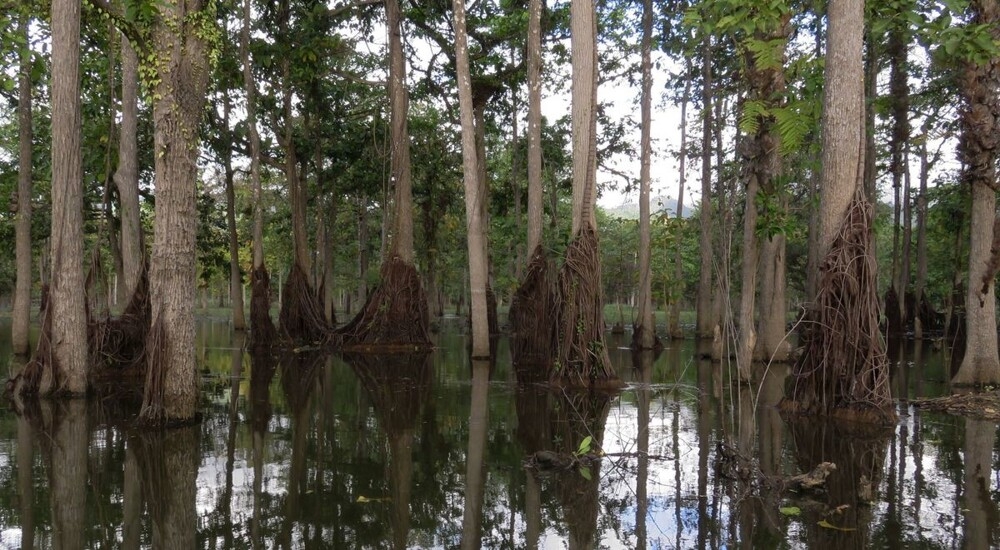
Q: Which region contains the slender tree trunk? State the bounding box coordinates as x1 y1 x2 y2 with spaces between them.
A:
13 11 32 356
914 140 929 339
116 35 144 303
526 0 543 254
633 0 656 350
454 0 490 358
756 232 790 362
140 0 212 424
954 0 1000 386
222 91 246 331
888 11 910 330
695 35 714 340
736 172 759 381
388 0 414 262
46 0 88 395
670 62 692 339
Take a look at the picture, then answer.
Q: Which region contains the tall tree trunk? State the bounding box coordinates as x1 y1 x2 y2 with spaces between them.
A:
784 0 893 420
756 232 790 362
914 140 930 339
889 11 910 329
553 0 615 384
735 170 759 380
140 0 212 424
13 11 32 356
633 0 656 350
695 35 714 340
454 0 490 358
334 0 429 347
116 35 144 304
45 0 88 395
670 62 692 339
222 89 246 331
526 0 543 256
954 0 1000 386
243 0 276 348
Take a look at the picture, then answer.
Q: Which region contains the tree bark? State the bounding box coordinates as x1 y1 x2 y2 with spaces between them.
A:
47 0 88 395
115 34 144 304
914 140 929 338
633 0 656 350
388 0 414 261
526 0 543 256
670 61 692 339
454 0 490 358
140 0 212 424
954 0 1000 386
695 35 714 340
13 11 32 356
222 89 246 331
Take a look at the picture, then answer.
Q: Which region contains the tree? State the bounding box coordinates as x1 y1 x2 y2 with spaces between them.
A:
140 0 215 424
243 0 278 349
783 0 893 421
954 0 1000 386
453 0 490 358
509 0 555 365
553 0 615 386
632 0 657 350
695 34 715 340
114 32 144 306
335 0 431 348
20 0 90 397
12 9 32 356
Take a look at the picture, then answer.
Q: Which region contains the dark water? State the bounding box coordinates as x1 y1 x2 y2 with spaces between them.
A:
0 318 998 549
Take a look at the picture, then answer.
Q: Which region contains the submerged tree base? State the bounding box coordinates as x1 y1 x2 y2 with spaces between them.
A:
332 255 431 350
278 263 328 345
89 266 151 375
510 245 555 369
553 227 617 387
249 266 278 351
783 191 895 423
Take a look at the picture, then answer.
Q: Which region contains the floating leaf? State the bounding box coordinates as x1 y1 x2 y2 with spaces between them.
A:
779 506 801 516
818 520 856 531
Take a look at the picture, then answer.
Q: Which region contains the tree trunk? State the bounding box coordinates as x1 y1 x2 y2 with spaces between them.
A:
454 0 490 358
914 140 930 339
45 0 88 395
13 11 32 356
140 0 212 424
526 0 543 256
954 0 1000 386
553 0 615 385
888 14 910 330
222 90 246 331
116 35 144 304
756 233 790 362
633 0 656 350
736 171 759 381
670 61 692 339
695 35 714 340
784 0 893 421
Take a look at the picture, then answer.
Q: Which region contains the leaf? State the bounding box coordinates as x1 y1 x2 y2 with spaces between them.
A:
577 436 593 455
578 466 592 480
817 520 856 531
779 506 802 516
356 495 390 503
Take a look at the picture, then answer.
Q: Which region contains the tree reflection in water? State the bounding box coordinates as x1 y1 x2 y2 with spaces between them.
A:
133 422 199 548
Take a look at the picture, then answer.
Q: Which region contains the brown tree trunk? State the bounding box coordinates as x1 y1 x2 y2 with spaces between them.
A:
140 0 212 424
222 90 246 331
914 140 930 339
243 0 276 348
633 0 656 350
695 35 714 340
756 232 790 362
13 11 32 356
45 0 88 395
954 0 1000 386
116 35 144 305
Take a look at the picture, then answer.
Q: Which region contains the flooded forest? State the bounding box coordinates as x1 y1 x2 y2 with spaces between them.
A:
0 0 998 548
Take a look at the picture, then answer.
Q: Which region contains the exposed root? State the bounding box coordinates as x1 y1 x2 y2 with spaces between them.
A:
332 255 431 350
553 227 616 386
509 245 556 368
88 265 150 377
8 298 59 398
278 263 328 345
137 316 168 426
249 266 278 351
783 190 895 422
630 323 663 351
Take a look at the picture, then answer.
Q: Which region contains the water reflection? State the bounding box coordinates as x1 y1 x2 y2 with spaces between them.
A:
0 322 996 549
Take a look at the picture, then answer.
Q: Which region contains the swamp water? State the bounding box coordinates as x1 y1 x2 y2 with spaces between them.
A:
0 318 997 549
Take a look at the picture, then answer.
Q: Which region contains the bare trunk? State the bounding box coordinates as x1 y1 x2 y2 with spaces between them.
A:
954 0 1000 386
141 0 212 424
388 0 414 261
914 141 929 338
695 35 714 340
116 35 144 303
47 0 88 394
222 90 246 331
454 0 490 358
13 11 32 356
756 233 790 362
736 172 759 381
526 0 543 254
633 0 656 350
670 62 692 338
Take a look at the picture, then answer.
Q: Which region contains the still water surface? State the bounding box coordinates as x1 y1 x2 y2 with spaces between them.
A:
0 318 998 549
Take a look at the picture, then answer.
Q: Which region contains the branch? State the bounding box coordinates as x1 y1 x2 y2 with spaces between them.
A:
328 0 383 19
85 0 145 51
